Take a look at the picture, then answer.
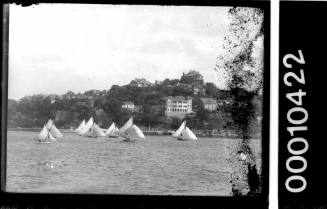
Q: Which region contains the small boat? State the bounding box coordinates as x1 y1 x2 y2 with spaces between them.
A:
116 118 145 142
78 117 94 136
83 122 106 138
104 122 119 138
172 121 197 141
75 119 86 133
44 118 63 138
36 125 56 143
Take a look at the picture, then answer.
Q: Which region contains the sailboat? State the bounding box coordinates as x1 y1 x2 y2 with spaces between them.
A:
44 118 63 138
84 122 106 138
78 117 105 138
104 122 119 138
116 118 145 142
78 117 93 136
172 121 197 141
75 119 86 133
36 125 56 143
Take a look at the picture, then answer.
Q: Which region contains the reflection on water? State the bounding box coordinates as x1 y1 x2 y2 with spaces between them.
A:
6 131 261 195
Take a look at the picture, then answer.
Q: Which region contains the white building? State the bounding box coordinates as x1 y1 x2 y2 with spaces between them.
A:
200 98 218 111
121 101 135 111
165 96 193 119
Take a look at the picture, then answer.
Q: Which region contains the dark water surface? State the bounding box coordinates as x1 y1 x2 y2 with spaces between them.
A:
6 131 261 195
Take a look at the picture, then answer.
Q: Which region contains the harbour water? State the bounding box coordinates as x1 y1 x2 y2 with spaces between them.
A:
6 131 262 195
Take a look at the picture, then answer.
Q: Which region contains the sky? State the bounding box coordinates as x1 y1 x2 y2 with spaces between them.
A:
8 4 232 100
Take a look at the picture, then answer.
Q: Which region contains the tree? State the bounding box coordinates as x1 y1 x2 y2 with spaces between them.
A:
215 7 264 196
204 82 219 97
94 97 106 109
170 117 182 130
192 97 207 122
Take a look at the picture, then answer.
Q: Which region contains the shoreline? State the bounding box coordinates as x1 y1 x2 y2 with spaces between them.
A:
7 128 261 139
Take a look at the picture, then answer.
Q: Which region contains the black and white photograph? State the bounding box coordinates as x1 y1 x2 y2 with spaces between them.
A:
3 2 268 204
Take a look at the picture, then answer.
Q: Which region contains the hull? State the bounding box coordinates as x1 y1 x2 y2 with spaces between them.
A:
35 140 52 144
177 137 197 141
122 138 136 142
108 135 119 138
86 135 98 138
121 134 136 142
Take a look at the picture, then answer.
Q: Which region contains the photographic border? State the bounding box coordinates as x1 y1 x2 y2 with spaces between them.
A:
1 1 270 208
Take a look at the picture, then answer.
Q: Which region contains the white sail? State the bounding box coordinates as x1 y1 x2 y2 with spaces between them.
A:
86 117 93 127
84 125 94 137
126 125 145 139
105 122 116 136
79 117 93 135
37 126 56 143
37 126 49 141
48 132 57 141
93 123 106 137
75 119 86 132
45 119 53 130
181 127 197 141
116 118 133 136
50 124 63 138
172 121 186 138
84 122 105 137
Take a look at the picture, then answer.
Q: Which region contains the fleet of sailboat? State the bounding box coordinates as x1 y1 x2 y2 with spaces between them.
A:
36 117 199 143
172 121 197 141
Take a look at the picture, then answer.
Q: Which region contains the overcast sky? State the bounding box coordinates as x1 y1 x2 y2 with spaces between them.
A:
8 4 231 100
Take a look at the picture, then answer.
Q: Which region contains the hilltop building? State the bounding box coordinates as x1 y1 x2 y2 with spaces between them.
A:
63 91 76 100
179 70 205 95
84 89 102 96
165 96 193 119
48 94 58 104
129 78 152 87
180 70 203 83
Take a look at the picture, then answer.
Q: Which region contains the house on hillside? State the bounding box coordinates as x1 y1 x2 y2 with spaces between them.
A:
122 101 135 111
165 96 193 119
73 98 94 108
134 105 143 113
154 80 164 86
217 99 232 106
200 98 218 111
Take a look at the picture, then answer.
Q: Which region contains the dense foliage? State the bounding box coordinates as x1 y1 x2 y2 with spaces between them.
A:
7 79 262 134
